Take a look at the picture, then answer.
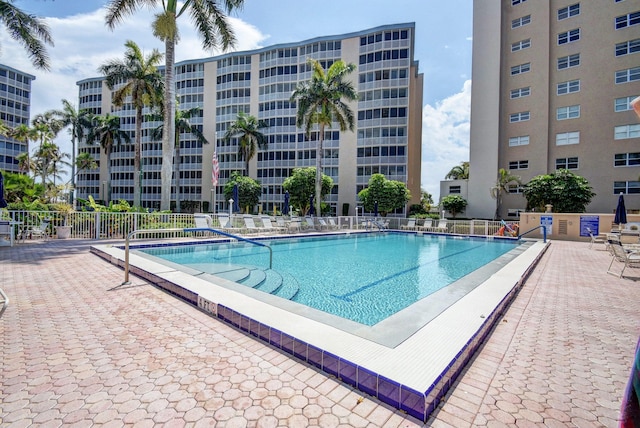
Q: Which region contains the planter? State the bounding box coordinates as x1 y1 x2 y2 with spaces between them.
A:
56 225 71 239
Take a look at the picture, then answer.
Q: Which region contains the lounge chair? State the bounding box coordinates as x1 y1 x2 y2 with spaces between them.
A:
401 218 417 230
275 217 288 229
193 214 213 237
587 227 607 250
260 216 285 233
304 217 317 230
607 239 640 278
430 219 448 233
327 218 345 229
317 218 332 230
23 218 50 241
417 219 433 231
288 217 302 232
217 214 232 229
243 216 267 234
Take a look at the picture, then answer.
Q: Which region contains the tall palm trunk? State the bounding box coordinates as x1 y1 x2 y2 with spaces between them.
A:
160 38 176 211
134 106 143 207
174 133 181 213
315 125 324 216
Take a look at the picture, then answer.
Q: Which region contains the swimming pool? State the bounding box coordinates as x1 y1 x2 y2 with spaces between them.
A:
138 233 521 326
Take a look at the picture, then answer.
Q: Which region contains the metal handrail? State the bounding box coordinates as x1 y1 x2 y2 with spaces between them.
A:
123 227 273 285
518 225 548 243
0 286 8 318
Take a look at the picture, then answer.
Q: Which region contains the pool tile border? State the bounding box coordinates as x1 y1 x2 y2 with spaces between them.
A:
91 234 548 422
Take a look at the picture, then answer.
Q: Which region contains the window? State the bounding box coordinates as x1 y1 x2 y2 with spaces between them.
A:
507 186 524 194
556 131 580 145
558 29 580 45
557 80 580 95
557 105 580 120
511 39 531 52
615 39 640 56
615 96 639 112
556 157 579 169
449 185 461 194
557 53 580 70
615 124 640 139
510 111 530 122
614 152 640 166
511 63 530 75
614 181 640 194
616 67 640 83
509 160 529 170
615 11 640 29
512 15 531 28
558 4 580 20
509 135 530 146
510 87 531 99
512 0 527 4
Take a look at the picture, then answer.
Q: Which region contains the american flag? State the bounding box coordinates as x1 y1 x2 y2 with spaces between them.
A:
212 149 219 186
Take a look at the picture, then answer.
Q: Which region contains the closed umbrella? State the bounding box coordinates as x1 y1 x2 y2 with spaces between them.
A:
309 195 314 216
0 171 7 208
374 200 378 217
232 184 239 213
614 192 627 228
283 191 290 215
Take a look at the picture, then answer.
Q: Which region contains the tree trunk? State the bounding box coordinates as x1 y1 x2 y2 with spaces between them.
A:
175 134 181 213
315 125 324 216
160 38 176 211
133 105 142 207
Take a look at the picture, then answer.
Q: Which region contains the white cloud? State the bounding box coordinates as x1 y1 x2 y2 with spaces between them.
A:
0 7 267 164
421 79 471 201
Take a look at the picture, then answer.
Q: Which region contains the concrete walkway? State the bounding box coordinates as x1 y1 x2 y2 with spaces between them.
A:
1 238 638 427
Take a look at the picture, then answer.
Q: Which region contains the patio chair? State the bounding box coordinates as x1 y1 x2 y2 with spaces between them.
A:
193 214 212 237
417 219 433 231
243 216 267 234
288 217 302 232
304 217 317 230
0 220 11 246
607 239 640 278
401 218 417 230
327 218 346 229
260 216 285 233
317 218 332 230
24 218 50 241
586 227 607 250
430 219 448 233
217 214 232 229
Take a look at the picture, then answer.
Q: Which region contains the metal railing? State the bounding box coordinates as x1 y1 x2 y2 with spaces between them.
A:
0 286 8 318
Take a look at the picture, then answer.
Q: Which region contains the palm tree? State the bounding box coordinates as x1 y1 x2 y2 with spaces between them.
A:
445 161 470 180
86 114 131 204
224 112 268 176
490 168 522 220
30 121 57 185
32 141 69 202
0 0 54 70
99 40 164 207
105 0 244 211
9 123 36 174
148 105 209 212
290 59 358 216
48 99 93 206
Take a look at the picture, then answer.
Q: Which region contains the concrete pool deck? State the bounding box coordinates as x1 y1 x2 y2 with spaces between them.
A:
1 237 639 426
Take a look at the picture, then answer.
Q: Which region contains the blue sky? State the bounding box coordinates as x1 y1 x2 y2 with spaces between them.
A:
4 0 473 199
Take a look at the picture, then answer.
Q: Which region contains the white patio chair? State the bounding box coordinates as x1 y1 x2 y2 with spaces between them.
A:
607 239 640 278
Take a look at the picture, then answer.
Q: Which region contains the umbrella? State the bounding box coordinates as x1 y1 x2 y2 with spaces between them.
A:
232 184 239 213
283 191 290 215
0 171 7 208
309 195 314 216
374 200 378 217
614 192 627 226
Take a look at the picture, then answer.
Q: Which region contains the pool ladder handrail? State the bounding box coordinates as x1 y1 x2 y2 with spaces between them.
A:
123 227 272 285
517 225 547 243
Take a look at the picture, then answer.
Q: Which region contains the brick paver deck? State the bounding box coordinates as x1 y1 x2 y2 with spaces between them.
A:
1 238 638 427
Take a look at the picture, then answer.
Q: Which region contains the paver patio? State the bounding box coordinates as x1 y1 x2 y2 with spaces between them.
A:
1 238 638 427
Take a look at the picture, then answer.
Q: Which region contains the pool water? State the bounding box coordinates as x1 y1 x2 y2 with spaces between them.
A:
140 233 520 325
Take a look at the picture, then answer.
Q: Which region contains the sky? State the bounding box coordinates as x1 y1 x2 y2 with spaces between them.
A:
2 0 473 200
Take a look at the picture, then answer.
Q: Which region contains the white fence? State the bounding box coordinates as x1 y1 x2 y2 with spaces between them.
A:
4 211 517 240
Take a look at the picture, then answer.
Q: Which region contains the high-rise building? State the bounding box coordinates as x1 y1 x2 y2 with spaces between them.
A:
467 0 640 219
76 23 423 215
0 64 34 173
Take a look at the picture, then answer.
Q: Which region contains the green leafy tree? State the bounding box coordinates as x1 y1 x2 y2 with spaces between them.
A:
106 0 244 211
421 190 434 212
47 99 93 205
523 169 595 213
223 172 262 213
224 112 268 175
490 168 522 220
99 40 164 207
357 173 410 216
282 167 333 216
291 58 357 216
445 161 469 180
441 195 468 218
0 0 54 70
1 170 44 204
149 104 209 212
9 123 36 174
86 114 131 204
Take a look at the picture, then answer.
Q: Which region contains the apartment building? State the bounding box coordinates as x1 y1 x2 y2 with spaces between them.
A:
0 64 34 173
467 0 640 219
76 23 423 215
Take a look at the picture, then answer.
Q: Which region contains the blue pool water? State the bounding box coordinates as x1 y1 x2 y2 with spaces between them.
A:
139 233 520 325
